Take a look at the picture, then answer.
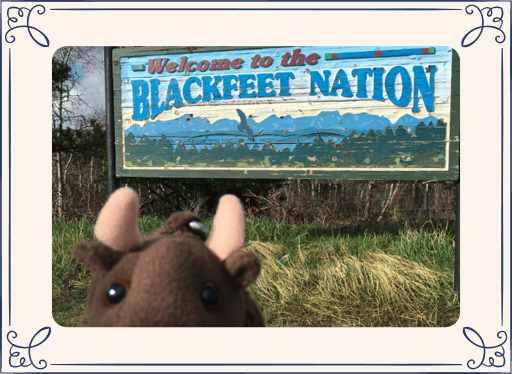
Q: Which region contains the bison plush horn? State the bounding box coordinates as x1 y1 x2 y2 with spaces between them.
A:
94 187 143 251
206 194 245 260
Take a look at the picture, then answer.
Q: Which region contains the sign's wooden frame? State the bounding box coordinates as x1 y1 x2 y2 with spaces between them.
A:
111 46 460 180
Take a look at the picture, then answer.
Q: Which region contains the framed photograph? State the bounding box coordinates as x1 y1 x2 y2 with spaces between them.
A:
2 1 509 372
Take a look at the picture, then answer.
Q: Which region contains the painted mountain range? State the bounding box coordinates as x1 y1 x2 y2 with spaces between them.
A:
125 111 440 139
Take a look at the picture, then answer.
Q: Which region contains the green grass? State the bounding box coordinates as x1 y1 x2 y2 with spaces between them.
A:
51 216 164 326
52 217 459 327
52 218 94 326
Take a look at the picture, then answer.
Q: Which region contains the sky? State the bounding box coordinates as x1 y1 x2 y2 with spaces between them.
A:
73 47 106 113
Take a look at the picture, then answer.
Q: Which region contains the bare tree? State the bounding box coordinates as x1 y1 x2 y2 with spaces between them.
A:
52 46 100 219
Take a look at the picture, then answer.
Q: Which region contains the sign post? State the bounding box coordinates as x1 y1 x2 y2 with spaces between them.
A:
104 46 119 195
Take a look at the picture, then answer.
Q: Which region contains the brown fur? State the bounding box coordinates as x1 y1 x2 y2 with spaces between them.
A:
73 212 265 327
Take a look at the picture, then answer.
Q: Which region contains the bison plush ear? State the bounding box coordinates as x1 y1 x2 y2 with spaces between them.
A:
72 241 125 274
206 195 245 260
94 187 143 251
223 251 261 288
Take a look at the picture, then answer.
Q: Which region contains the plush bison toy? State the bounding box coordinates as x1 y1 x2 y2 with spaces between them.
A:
72 187 264 327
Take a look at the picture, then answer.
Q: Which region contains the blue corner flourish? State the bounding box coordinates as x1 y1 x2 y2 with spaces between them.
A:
463 327 507 369
461 5 506 47
4 5 50 47
6 327 51 370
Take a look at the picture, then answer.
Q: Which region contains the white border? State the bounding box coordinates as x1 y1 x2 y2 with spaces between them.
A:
1 1 510 373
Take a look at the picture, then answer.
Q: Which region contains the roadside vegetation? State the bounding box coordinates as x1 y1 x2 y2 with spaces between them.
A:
53 216 458 327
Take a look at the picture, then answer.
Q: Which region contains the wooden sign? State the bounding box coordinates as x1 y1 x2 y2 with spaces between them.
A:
113 46 459 180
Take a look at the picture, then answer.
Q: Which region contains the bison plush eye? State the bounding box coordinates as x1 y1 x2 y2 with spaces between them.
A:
106 279 129 306
200 283 221 310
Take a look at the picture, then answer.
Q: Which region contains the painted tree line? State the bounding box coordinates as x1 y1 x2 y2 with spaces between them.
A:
125 119 447 168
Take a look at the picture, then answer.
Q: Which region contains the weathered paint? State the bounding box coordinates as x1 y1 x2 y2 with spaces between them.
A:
113 46 459 180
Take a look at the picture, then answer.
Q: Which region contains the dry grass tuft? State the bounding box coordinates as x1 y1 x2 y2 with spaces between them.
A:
245 240 458 327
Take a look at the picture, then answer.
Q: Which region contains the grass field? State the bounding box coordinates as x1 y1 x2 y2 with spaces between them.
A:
52 217 459 327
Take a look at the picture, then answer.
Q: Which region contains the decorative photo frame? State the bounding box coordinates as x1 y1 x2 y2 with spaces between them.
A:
2 1 509 372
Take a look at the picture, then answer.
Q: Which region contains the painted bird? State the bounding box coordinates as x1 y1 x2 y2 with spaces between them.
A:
236 109 254 141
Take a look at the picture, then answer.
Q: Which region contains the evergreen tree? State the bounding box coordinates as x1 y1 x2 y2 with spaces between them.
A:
224 141 236 153
210 142 225 160
234 138 251 160
261 140 275 154
175 140 187 152
126 132 136 144
199 145 209 156
313 134 326 146
158 134 171 147
433 119 447 139
188 145 199 158
394 125 409 139
415 121 428 139
52 57 72 94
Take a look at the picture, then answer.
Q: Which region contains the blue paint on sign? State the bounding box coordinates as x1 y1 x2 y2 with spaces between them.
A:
120 46 454 171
